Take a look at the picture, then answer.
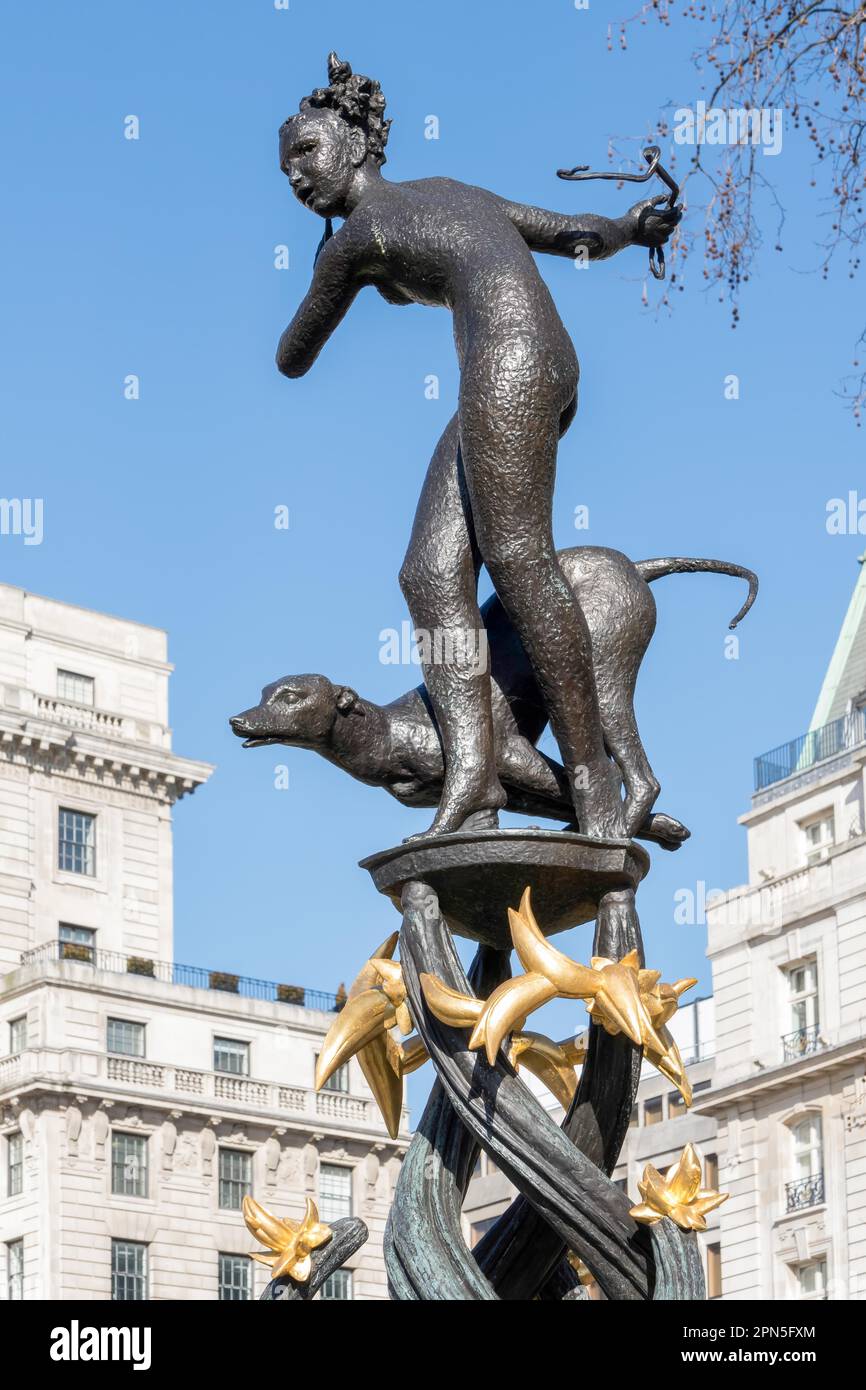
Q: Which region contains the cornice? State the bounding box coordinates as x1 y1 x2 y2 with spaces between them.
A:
0 714 212 804
692 1036 866 1113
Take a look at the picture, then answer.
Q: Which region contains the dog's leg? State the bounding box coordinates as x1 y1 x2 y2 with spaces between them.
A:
598 690 660 838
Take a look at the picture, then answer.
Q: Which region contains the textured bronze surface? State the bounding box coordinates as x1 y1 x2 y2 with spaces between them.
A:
361 828 649 946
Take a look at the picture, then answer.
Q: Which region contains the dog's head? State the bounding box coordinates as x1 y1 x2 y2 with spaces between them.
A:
229 674 363 749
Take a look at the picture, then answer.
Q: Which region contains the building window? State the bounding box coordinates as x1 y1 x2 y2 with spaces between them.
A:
706 1242 722 1299
628 1105 638 1128
218 1253 252 1301
783 961 820 1059
57 669 95 706
59 923 96 963
219 1149 252 1210
58 809 96 877
8 1017 26 1053
319 1163 352 1223
7 1132 23 1197
111 1132 148 1198
786 1115 824 1211
704 1153 719 1190
320 1269 353 1300
111 1239 147 1300
317 1059 348 1093
6 1239 23 1300
469 1216 498 1248
213 1037 250 1076
668 1091 687 1120
801 812 834 865
107 1019 145 1058
797 1259 827 1299
643 1097 663 1126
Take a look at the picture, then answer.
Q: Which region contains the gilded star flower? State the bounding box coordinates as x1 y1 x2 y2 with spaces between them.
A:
243 1195 332 1282
430 887 696 1104
629 1143 728 1232
420 970 588 1110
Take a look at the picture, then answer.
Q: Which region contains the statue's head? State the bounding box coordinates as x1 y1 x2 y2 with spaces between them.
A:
279 53 391 218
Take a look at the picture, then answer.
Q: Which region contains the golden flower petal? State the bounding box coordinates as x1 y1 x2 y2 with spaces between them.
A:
508 888 598 997
511 1030 579 1109
669 1203 708 1232
469 972 558 1065
420 973 484 1028
349 932 400 999
644 1026 693 1107
288 1251 312 1282
628 1202 663 1226
242 1194 298 1252
665 1142 702 1206
315 987 393 1090
358 1032 404 1139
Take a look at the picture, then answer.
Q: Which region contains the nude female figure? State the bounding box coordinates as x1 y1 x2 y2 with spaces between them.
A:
276 54 681 841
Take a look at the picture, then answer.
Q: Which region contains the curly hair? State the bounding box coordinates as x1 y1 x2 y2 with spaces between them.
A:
290 52 391 167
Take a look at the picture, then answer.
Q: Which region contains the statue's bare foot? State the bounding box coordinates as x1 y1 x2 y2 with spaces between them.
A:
403 779 506 843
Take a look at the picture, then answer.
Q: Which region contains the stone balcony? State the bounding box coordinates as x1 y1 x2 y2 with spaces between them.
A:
705 836 866 948
2 685 170 749
0 1046 405 1136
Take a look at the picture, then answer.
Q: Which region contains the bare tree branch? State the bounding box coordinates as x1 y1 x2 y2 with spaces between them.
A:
614 2 866 420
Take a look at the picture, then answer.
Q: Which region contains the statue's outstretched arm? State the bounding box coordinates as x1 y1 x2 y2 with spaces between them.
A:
499 193 681 263
276 233 363 378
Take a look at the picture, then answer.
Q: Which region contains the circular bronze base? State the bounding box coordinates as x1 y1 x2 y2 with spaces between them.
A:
359 828 649 950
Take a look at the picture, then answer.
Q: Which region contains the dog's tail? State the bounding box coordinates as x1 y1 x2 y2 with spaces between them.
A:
635 557 758 630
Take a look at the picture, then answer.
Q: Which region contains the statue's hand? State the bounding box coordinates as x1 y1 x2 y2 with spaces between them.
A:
625 193 682 250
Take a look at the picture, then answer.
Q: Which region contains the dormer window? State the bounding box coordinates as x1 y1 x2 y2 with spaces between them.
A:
801 811 834 865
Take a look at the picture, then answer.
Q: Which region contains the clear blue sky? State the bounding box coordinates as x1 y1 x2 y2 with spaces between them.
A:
2 1 862 1114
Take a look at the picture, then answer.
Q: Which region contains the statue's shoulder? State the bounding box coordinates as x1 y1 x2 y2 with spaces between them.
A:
398 175 493 201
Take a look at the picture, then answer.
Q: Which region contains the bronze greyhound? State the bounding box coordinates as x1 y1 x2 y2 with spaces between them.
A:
231 546 756 847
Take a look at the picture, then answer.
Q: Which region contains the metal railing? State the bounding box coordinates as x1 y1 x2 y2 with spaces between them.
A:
785 1173 824 1212
16 940 340 1013
755 709 866 792
782 1025 823 1062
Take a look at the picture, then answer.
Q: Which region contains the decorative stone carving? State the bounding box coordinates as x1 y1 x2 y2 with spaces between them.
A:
92 1107 109 1159
302 1141 319 1195
161 1119 177 1170
64 1105 82 1157
264 1136 281 1188
200 1126 216 1175
363 1150 380 1207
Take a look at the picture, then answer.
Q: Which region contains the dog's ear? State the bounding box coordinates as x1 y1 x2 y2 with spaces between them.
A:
335 686 364 715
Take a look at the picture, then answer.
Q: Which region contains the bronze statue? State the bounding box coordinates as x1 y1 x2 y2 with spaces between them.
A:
233 54 754 1303
273 53 682 840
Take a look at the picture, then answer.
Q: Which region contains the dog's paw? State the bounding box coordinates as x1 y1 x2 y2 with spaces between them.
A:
643 811 691 850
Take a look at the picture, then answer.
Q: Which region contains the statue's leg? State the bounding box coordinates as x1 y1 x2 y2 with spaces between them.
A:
458 365 624 839
399 412 507 836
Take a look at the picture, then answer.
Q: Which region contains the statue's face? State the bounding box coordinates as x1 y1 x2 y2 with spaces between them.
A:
279 108 361 218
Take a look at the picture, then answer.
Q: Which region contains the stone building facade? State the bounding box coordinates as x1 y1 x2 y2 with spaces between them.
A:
700 560 866 1301
0 584 408 1300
